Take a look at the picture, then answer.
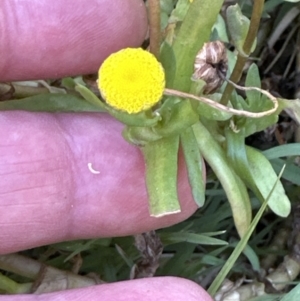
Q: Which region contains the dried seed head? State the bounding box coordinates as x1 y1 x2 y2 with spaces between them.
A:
192 41 228 94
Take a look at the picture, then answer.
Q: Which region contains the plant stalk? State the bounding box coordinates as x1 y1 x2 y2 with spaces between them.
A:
148 0 161 59
220 0 265 105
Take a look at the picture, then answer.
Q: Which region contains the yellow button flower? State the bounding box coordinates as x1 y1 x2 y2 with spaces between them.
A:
98 48 165 114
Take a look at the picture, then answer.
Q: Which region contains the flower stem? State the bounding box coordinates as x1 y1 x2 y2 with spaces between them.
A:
220 0 265 105
164 86 278 118
148 0 161 59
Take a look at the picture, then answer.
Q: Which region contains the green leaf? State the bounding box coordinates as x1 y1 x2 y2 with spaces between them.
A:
76 84 160 127
225 127 258 194
208 166 286 296
158 244 196 276
160 0 176 15
245 63 261 103
109 107 161 128
180 127 205 207
226 4 251 56
160 41 176 88
208 166 285 296
212 14 229 43
172 0 224 91
281 283 300 301
236 63 279 137
115 244 134 269
193 122 252 238
160 0 176 29
248 295 283 301
280 97 300 125
61 77 76 89
243 113 278 137
123 126 162 145
75 84 107 110
123 98 200 145
169 0 191 23
63 239 99 262
196 93 233 121
0 93 104 112
229 241 260 272
225 128 292 218
0 273 32 294
246 146 291 217
160 232 227 246
263 143 300 160
142 135 181 217
242 244 261 272
155 99 199 136
264 0 285 12
269 158 300 186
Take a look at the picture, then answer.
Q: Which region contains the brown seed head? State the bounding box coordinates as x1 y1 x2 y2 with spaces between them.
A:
193 41 228 94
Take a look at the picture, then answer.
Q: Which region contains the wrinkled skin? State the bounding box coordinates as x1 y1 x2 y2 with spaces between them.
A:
0 1 213 300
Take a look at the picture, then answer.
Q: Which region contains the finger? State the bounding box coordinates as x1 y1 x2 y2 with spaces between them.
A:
0 112 199 254
0 277 213 301
0 0 147 81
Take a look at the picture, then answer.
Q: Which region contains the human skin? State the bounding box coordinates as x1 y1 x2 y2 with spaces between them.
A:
0 1 213 300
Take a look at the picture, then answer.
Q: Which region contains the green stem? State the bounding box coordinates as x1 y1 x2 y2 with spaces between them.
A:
148 0 161 59
220 0 265 105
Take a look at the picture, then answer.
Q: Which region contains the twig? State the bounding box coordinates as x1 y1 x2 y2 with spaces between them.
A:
220 0 265 105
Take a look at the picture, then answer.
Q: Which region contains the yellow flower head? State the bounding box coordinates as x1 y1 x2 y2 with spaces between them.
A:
98 48 165 114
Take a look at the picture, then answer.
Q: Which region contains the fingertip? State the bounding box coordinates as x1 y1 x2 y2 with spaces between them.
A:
0 0 148 81
0 112 199 253
68 277 214 301
0 277 213 301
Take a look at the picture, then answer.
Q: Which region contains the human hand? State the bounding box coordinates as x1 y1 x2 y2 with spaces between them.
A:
0 1 213 300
